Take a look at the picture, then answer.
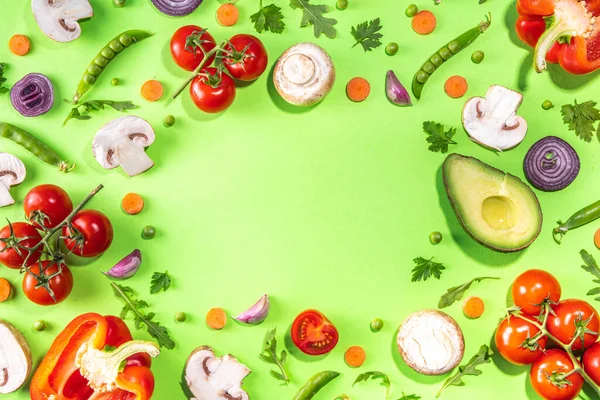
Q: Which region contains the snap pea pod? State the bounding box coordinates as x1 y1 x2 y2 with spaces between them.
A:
293 371 340 400
0 122 73 172
553 200 600 244
73 30 153 103
412 14 491 100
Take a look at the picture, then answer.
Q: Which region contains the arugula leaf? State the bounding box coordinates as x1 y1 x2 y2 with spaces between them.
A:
437 344 494 397
398 394 421 400
580 249 600 301
353 371 391 398
289 0 337 39
351 18 383 52
63 99 139 125
259 328 290 385
111 283 175 349
0 63 9 94
251 3 286 34
438 277 500 308
150 271 171 294
561 99 600 142
411 257 445 282
423 121 457 153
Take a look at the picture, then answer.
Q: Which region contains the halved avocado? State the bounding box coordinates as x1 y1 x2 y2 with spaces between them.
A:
442 154 542 252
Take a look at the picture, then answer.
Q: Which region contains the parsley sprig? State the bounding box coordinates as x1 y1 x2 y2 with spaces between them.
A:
251 1 285 34
0 63 9 94
150 271 172 294
423 121 457 153
411 257 445 282
351 18 383 52
561 99 600 142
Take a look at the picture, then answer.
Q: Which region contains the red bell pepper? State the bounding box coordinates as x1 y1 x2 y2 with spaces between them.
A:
30 313 159 400
516 0 600 74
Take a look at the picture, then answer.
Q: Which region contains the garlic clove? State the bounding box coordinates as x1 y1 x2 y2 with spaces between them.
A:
103 249 142 279
233 294 270 325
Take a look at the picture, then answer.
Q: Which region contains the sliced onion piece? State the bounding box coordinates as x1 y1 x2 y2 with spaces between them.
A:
10 73 54 117
150 0 203 16
523 136 580 192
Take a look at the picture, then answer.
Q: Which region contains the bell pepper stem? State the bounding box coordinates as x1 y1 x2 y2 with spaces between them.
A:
534 17 576 73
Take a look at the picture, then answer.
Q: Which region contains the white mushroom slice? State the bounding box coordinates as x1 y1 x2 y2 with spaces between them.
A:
462 85 528 152
273 43 335 107
0 154 26 208
31 0 94 43
397 309 464 376
185 346 250 400
92 116 155 177
0 320 32 394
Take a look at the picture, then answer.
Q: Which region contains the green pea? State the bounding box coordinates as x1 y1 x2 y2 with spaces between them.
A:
175 312 187 323
542 100 554 110
163 115 176 127
385 42 399 56
119 34 133 47
336 0 348 10
142 225 156 240
83 73 96 85
405 4 418 17
448 40 461 54
370 318 384 332
422 61 436 75
416 71 429 84
109 40 124 53
429 231 443 245
471 50 485 64
94 56 109 68
430 54 444 67
33 320 47 332
439 48 452 60
111 78 120 87
101 47 115 60
113 0 126 7
87 64 102 76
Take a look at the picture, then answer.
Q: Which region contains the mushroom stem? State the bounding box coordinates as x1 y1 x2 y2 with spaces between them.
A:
116 140 154 177
0 181 14 207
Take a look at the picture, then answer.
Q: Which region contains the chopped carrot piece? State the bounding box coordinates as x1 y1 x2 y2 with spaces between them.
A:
346 77 370 102
344 346 366 368
206 308 227 330
216 3 240 27
462 296 485 319
140 80 164 102
412 10 437 35
0 278 12 302
121 193 145 215
444 75 468 98
595 228 600 249
8 35 31 56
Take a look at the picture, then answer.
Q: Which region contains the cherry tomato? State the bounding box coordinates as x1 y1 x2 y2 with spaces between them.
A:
512 269 561 316
495 316 547 365
222 34 268 81
170 25 216 72
190 67 236 113
0 222 42 269
23 184 73 229
583 342 600 385
530 349 583 400
62 210 114 258
22 261 73 306
547 299 599 350
105 315 152 367
291 309 339 356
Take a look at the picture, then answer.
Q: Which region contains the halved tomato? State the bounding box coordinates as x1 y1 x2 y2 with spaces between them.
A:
291 309 339 356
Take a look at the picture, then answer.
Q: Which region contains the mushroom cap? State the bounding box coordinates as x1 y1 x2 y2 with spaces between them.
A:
273 42 335 107
0 153 26 187
0 319 32 394
31 0 94 43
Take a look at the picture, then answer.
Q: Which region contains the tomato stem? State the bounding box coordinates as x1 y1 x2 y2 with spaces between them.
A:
171 41 227 100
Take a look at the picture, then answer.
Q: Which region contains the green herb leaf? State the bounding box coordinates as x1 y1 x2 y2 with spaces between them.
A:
437 344 494 397
353 371 391 398
423 121 457 153
251 4 285 34
580 249 600 301
289 0 337 39
398 394 421 400
259 328 290 385
150 271 172 294
438 277 500 308
63 100 139 125
111 283 175 349
0 63 9 94
411 257 445 282
561 99 600 142
351 18 383 52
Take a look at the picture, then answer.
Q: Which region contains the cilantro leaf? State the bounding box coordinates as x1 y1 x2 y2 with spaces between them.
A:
251 3 286 34
0 63 9 94
289 0 337 39
423 121 457 153
438 277 500 308
411 257 445 282
351 18 383 52
580 249 600 301
259 328 290 385
63 99 138 125
561 99 600 142
353 371 391 397
150 271 171 294
437 345 494 397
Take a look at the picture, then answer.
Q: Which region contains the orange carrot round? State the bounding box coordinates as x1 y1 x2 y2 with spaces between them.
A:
141 80 164 102
462 296 485 319
216 3 240 27
412 10 437 35
206 308 227 330
0 278 13 302
444 75 468 98
595 228 600 249
122 193 145 215
8 35 31 56
346 77 371 102
344 346 366 368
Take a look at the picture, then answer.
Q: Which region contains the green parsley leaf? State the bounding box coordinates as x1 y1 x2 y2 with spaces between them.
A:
150 271 171 294
0 63 9 94
423 121 457 153
251 3 286 34
437 345 494 397
289 0 337 39
63 99 138 125
561 99 600 142
580 249 600 301
353 371 391 398
259 328 290 385
398 394 421 400
411 257 445 282
438 277 500 308
351 18 383 52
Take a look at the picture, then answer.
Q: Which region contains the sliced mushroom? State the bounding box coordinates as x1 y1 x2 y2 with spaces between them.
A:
0 154 26 208
185 346 250 400
273 43 335 107
462 85 528 152
92 116 155 177
31 0 94 43
0 320 32 394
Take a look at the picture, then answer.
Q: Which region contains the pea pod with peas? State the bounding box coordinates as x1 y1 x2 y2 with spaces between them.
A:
553 200 600 244
293 371 340 400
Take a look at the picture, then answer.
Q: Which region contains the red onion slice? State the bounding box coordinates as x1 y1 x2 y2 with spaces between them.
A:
10 73 54 117
150 0 203 16
523 136 580 192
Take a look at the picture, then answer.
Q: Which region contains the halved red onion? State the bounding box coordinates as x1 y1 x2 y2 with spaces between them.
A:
524 136 580 192
150 0 203 16
10 73 54 117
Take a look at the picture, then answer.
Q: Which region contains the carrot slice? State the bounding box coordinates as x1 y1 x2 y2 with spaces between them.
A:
344 346 366 368
595 228 600 249
206 308 227 330
140 80 164 102
0 278 13 302
122 193 145 215
444 75 468 98
216 3 240 27
462 296 485 319
8 35 31 56
412 10 437 35
346 77 370 102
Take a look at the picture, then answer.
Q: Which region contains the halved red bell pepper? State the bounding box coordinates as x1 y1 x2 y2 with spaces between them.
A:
30 313 159 400
516 0 600 74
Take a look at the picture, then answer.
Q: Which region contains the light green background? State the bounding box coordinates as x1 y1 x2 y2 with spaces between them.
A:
1 0 600 399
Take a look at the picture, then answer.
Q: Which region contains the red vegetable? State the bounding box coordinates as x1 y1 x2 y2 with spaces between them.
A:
530 349 584 400
189 67 236 113
0 222 42 269
291 309 339 356
511 269 561 316
495 316 547 365
547 299 599 350
222 34 268 82
170 25 216 72
583 342 600 385
22 261 73 306
62 209 114 258
24 184 73 229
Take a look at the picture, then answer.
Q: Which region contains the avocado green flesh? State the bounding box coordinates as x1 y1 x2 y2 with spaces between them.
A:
443 154 542 252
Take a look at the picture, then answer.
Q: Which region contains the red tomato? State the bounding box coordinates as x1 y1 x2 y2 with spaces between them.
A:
105 316 152 368
62 210 114 258
291 309 339 356
170 25 216 71
190 68 236 113
22 261 73 306
495 316 547 365
512 269 561 316
583 342 600 385
530 349 583 400
222 34 268 81
0 222 42 269
23 184 73 229
547 299 599 350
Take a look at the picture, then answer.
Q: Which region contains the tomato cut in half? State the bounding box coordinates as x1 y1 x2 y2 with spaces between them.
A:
291 309 339 356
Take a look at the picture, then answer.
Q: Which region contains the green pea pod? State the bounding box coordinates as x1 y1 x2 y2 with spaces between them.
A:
73 30 153 103
0 122 73 172
293 371 340 400
412 14 491 100
553 200 600 244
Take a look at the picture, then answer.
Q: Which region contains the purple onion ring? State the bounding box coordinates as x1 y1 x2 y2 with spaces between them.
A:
150 0 203 16
524 136 580 192
10 73 54 117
